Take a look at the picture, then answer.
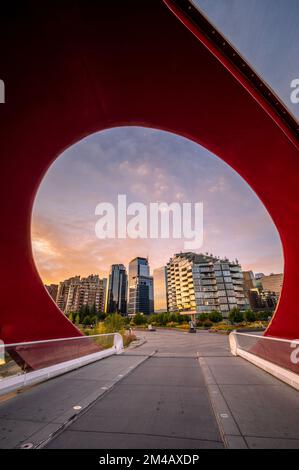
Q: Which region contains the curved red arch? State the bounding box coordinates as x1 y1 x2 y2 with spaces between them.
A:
0 1 298 366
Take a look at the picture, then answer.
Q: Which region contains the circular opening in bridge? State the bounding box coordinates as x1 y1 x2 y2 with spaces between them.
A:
31 126 283 329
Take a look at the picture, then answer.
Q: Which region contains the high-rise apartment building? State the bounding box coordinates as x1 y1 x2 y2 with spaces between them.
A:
128 257 154 315
153 266 168 312
166 252 247 317
56 276 80 312
45 283 58 302
57 274 106 313
106 264 128 314
99 278 107 313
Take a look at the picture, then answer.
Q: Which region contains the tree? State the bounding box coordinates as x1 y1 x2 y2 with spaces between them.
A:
208 311 222 323
78 304 89 323
90 303 97 316
104 313 125 333
98 311 107 321
244 310 256 322
123 316 131 326
74 312 80 324
82 315 91 326
154 313 168 325
177 314 189 324
133 313 148 325
169 313 179 323
228 308 244 324
67 311 73 323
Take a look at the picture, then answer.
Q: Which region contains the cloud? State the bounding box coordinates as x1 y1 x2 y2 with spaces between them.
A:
208 176 230 193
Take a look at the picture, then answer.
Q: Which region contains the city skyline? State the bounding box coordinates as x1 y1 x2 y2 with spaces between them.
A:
32 127 284 285
47 256 282 290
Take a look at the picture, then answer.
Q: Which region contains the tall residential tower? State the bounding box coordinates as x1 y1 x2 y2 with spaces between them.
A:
166 252 247 317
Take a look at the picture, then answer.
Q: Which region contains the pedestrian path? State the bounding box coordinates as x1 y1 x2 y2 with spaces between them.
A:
1 330 299 449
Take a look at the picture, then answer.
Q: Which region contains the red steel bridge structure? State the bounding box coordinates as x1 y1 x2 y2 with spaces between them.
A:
0 0 298 368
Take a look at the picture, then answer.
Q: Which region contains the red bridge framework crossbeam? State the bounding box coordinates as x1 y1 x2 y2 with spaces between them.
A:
0 0 298 369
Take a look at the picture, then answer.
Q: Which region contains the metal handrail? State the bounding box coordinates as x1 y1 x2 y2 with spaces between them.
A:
232 331 299 345
0 333 121 349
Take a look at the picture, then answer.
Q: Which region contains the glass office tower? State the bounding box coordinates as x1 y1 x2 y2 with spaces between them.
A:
128 257 154 315
153 266 168 312
106 264 128 314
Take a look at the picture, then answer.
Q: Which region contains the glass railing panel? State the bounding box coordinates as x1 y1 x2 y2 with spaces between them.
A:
0 334 119 374
0 343 25 380
235 332 299 375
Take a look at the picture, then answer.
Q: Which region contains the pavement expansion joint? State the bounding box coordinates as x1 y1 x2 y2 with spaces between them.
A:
197 354 248 449
65 428 223 445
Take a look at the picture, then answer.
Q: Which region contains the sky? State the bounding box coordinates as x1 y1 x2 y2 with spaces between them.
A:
32 127 283 284
195 0 299 119
31 0 298 285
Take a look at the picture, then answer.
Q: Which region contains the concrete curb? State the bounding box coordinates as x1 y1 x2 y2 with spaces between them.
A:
126 335 147 350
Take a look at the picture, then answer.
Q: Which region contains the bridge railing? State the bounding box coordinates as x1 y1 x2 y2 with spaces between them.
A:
0 333 124 396
229 331 299 390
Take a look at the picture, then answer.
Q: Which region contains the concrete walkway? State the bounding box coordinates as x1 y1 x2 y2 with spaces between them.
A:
1 330 299 449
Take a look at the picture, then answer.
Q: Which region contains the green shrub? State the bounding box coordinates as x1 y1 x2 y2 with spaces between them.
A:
228 308 244 324
244 310 256 322
176 323 190 330
104 313 125 333
132 313 148 325
198 313 208 321
166 321 178 328
82 315 91 326
208 310 222 323
147 312 189 326
203 320 213 328
255 311 273 321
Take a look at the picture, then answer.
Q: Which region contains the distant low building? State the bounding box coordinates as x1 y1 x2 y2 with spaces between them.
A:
242 271 264 310
260 290 279 310
261 274 283 297
242 271 283 311
255 273 265 280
